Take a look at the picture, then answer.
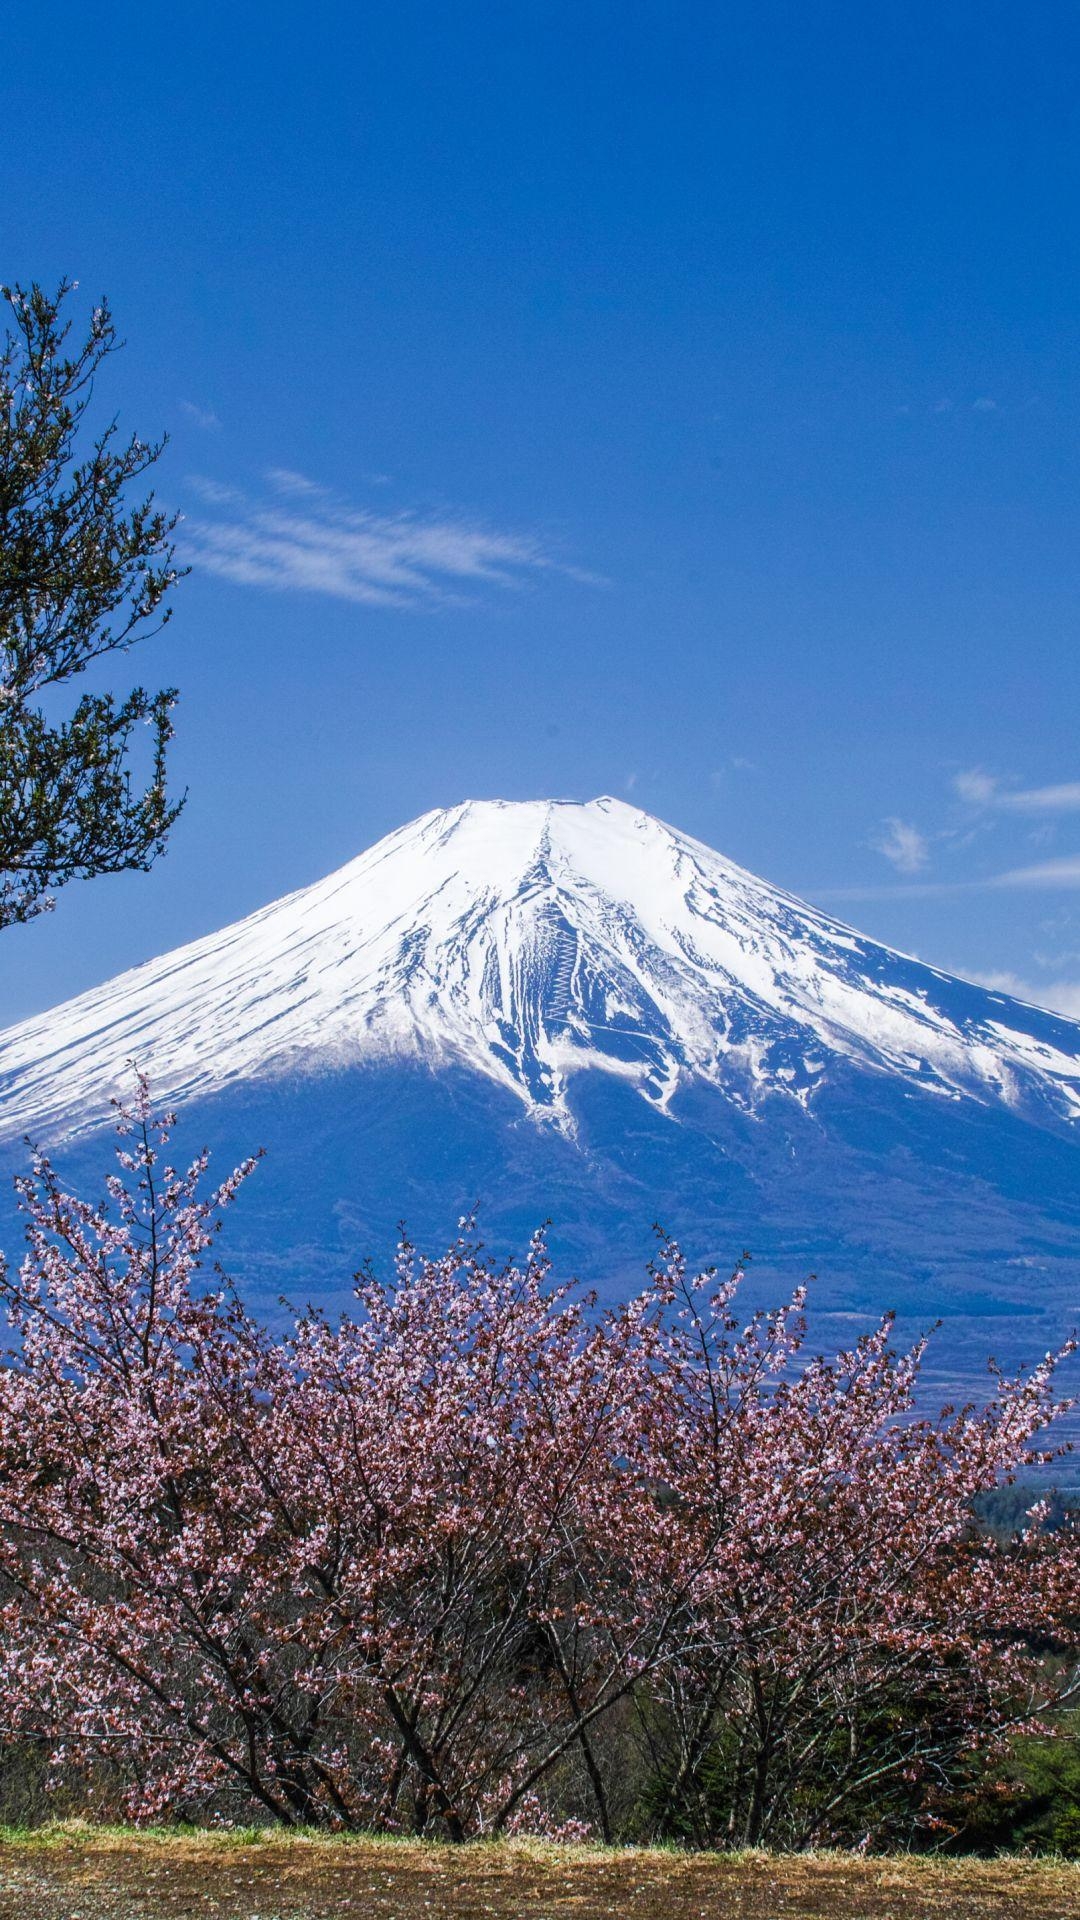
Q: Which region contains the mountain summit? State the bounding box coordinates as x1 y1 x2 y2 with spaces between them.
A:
1 796 1079 1147
1 799 1079 1395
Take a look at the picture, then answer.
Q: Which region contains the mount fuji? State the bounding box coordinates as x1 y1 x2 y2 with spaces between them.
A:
1 797 1079 1392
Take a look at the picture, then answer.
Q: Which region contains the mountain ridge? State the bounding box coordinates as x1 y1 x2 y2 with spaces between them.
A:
1 796 1079 1152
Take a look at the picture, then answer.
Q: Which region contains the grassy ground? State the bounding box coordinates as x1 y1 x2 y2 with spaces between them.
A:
0 1828 1076 1920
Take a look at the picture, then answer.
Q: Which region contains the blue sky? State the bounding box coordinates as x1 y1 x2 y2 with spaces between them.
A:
3 0 1080 1023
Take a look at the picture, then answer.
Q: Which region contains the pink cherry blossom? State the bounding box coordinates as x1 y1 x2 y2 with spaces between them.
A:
0 1084 1075 1845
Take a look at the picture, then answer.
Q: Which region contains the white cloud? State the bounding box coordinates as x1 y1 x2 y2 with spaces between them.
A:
820 779 1080 904
962 969 1080 1020
954 769 1080 814
992 855 1080 889
953 768 999 806
999 781 1080 814
186 475 244 507
182 477 573 609
265 467 327 499
872 817 929 874
819 855 1080 903
179 400 221 432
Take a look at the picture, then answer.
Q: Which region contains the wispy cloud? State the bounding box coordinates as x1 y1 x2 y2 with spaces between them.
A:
186 475 244 507
820 855 1080 903
817 878 969 903
179 400 221 432
872 817 929 875
961 969 1080 1021
710 756 758 788
992 855 1080 889
264 467 327 499
953 769 999 806
914 396 999 418
955 769 1080 815
181 470 583 609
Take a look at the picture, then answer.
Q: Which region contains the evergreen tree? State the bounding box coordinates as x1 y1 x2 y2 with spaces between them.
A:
0 279 184 929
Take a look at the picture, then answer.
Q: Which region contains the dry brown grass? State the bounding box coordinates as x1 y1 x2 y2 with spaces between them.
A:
0 1826 1076 1920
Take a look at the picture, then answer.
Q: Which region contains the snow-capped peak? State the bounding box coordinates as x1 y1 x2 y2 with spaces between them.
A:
2 796 1080 1145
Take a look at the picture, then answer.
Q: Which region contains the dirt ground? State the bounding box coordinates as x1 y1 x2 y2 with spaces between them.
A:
0 1831 1077 1920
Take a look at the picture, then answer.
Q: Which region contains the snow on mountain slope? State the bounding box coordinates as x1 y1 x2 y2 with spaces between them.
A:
2 796 1080 1147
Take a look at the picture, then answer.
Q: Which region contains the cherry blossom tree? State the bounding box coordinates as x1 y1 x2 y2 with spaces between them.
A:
0 1092 661 1831
0 1092 1076 1843
632 1243 1080 1847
